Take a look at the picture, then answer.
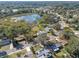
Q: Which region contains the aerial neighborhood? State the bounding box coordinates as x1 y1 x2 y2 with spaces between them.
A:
0 1 79 58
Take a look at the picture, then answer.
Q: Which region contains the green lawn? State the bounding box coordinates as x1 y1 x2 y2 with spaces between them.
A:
55 35 79 58
0 45 10 51
33 44 43 52
4 49 27 58
33 45 42 51
55 48 71 58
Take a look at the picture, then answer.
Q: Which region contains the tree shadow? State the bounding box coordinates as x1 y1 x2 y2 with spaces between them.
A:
13 40 24 50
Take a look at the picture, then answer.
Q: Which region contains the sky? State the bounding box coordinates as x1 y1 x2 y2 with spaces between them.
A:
0 0 79 1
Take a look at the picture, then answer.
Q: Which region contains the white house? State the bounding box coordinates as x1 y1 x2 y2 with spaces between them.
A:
12 9 18 13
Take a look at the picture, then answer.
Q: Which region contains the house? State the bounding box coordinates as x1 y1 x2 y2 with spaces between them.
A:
54 30 62 36
44 27 51 32
31 43 44 56
47 35 56 41
46 44 59 52
35 48 52 58
1 9 11 13
56 37 68 46
13 35 26 49
46 41 62 52
37 27 52 35
37 31 46 36
25 46 34 58
11 17 21 22
12 9 18 13
59 21 65 29
55 43 62 49
14 35 26 42
74 31 79 37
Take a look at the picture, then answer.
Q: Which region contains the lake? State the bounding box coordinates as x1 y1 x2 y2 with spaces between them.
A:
17 14 41 23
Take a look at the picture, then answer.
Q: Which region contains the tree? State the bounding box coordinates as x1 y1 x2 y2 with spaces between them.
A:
72 46 79 58
35 33 49 45
16 53 21 57
37 14 48 25
49 29 55 35
65 36 79 57
53 23 61 30
60 27 74 40
0 19 32 46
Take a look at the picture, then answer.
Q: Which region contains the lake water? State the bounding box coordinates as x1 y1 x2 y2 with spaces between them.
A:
17 14 41 23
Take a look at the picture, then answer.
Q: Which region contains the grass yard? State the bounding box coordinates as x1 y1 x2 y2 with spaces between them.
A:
4 49 27 58
33 44 43 52
0 45 10 51
55 48 71 58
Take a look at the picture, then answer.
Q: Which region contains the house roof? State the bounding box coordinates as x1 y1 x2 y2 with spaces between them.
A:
47 44 59 52
55 43 62 48
47 35 56 41
14 35 25 41
33 43 44 52
36 48 50 58
74 31 79 36
44 27 51 32
37 31 46 35
0 39 11 46
56 37 68 46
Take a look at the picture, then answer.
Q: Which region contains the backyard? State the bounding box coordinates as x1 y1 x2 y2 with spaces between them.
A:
3 49 27 58
55 48 71 58
0 45 10 51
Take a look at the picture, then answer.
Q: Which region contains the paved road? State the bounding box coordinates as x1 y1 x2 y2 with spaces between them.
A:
55 13 79 39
